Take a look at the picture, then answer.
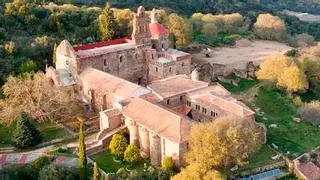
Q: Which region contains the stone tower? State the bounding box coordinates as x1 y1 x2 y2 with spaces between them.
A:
132 6 152 46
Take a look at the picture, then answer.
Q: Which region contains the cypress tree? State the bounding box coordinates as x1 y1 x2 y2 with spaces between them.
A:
93 162 100 180
12 112 42 148
98 3 119 41
78 118 87 180
53 43 57 65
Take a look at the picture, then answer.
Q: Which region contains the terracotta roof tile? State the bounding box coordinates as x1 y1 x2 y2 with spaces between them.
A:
148 75 209 99
150 23 168 35
297 162 320 180
79 68 150 100
122 98 191 143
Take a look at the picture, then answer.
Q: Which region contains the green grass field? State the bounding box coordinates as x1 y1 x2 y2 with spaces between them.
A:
237 145 279 172
91 150 149 173
0 122 70 148
220 78 259 94
255 86 320 157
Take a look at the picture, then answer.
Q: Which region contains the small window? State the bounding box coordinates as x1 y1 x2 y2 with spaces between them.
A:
156 67 158 72
187 101 191 106
104 59 107 66
162 44 164 49
180 96 183 102
119 56 123 63
186 143 189 149
182 62 184 67
152 54 154 60
65 60 69 66
169 67 172 72
211 111 213 117
167 99 170 105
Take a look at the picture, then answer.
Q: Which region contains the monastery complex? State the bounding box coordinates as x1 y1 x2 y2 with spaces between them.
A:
46 6 266 167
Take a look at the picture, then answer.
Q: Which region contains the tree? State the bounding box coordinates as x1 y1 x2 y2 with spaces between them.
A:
98 3 119 41
12 112 42 148
167 13 193 47
114 8 134 36
296 33 316 47
171 163 223 180
201 23 217 38
300 57 320 95
256 55 292 82
38 165 79 180
277 63 309 92
124 144 140 166
254 13 286 41
0 72 83 124
78 118 87 180
93 162 100 180
162 156 174 170
53 42 57 65
186 117 260 169
109 132 128 159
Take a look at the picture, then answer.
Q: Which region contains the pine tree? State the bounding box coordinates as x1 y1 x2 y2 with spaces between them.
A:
53 43 57 65
98 3 120 41
93 162 100 180
12 112 42 148
78 118 87 180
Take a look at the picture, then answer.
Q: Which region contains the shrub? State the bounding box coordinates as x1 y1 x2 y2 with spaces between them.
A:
299 101 320 125
0 164 37 180
31 156 52 172
109 133 128 159
124 144 140 165
12 112 42 148
162 156 175 170
38 165 79 180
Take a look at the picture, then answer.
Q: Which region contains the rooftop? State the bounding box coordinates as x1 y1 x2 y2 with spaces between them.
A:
79 68 150 101
188 85 255 117
150 23 168 36
148 75 209 99
74 37 134 58
297 162 320 180
122 98 191 143
157 57 171 64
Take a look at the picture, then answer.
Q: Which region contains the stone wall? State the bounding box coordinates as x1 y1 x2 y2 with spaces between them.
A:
77 47 147 84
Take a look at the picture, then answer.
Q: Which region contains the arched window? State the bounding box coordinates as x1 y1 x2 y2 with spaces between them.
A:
169 67 172 72
119 56 123 63
104 59 107 66
167 99 170 105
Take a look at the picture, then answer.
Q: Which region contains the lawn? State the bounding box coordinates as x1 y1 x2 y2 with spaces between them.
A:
91 150 149 173
0 124 12 147
236 145 279 172
255 86 320 157
220 78 259 94
0 122 70 147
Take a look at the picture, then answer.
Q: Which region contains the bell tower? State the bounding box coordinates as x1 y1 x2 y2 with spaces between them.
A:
132 6 152 46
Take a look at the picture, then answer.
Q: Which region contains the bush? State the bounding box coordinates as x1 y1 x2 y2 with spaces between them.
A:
109 133 128 159
12 112 42 148
299 101 320 125
124 144 140 165
38 165 79 180
31 156 52 172
0 164 37 180
162 156 175 170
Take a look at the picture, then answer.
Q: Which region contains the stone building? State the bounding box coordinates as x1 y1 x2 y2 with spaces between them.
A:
46 6 265 167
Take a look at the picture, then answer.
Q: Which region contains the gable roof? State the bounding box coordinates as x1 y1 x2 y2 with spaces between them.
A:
57 40 77 59
122 98 191 143
79 68 150 100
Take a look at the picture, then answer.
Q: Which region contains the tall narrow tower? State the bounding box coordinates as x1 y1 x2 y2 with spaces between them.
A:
132 6 152 46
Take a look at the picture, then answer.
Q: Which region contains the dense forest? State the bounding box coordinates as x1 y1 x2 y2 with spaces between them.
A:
0 0 319 86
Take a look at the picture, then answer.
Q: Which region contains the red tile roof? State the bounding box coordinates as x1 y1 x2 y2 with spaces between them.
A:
150 23 168 35
297 162 320 180
74 37 132 51
122 98 191 143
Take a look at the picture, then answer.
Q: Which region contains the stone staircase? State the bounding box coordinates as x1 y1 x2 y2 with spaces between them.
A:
85 125 127 155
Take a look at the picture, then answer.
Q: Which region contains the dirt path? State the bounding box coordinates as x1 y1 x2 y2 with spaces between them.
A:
234 82 263 109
